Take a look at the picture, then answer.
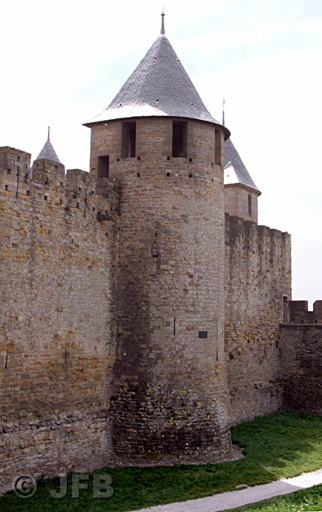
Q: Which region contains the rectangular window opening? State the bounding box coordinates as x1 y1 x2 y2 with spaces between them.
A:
215 129 223 166
172 121 187 158
248 194 252 216
98 155 109 179
199 331 208 339
121 122 136 158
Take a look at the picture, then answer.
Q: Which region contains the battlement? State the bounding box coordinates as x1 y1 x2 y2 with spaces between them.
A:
289 300 322 324
32 158 65 187
0 146 31 173
0 147 31 196
225 214 291 259
0 147 119 218
66 168 92 193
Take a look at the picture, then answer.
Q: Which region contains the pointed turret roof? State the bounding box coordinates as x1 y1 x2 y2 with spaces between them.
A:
224 139 261 194
84 24 229 138
35 127 61 164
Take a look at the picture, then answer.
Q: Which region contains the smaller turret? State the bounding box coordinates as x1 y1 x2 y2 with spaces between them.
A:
32 128 65 187
224 139 261 222
35 127 61 164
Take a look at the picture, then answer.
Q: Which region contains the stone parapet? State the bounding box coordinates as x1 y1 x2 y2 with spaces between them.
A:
289 300 322 324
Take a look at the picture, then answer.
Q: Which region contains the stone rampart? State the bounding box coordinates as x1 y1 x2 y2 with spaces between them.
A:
225 214 291 424
0 148 118 488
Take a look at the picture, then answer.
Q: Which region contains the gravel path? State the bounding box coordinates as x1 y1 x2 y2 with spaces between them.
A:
131 468 322 512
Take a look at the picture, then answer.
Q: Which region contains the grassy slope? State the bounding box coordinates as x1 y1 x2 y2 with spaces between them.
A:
1 409 322 512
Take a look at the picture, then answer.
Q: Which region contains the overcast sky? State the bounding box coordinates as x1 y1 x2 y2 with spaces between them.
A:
1 0 321 307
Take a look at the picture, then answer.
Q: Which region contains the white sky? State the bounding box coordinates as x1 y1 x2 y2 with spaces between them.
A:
1 0 321 307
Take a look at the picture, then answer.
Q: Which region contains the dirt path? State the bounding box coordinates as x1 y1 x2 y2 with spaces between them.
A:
131 468 322 512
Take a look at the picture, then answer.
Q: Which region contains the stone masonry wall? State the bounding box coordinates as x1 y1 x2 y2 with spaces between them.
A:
0 125 301 488
289 300 322 324
225 214 291 425
224 184 259 223
279 324 322 415
89 118 232 464
0 148 118 489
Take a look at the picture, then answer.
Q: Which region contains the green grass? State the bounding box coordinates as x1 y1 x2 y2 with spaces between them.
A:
1 409 322 512
225 484 322 512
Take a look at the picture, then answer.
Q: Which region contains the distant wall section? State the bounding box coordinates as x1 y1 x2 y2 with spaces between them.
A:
279 301 322 415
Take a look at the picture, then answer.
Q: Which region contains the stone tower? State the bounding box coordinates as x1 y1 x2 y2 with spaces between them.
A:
224 138 261 222
84 17 232 463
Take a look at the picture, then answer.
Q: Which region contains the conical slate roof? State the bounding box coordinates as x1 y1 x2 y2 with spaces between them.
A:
35 128 61 164
224 138 260 194
85 33 229 138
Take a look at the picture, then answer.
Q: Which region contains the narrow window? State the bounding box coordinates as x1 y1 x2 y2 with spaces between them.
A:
283 296 289 323
121 122 136 158
98 155 109 179
172 121 187 157
248 194 252 216
215 129 223 166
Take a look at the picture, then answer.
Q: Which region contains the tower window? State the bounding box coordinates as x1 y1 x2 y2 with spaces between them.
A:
199 331 208 339
248 194 252 216
121 122 136 158
98 155 109 179
283 296 289 323
172 121 187 158
215 129 223 166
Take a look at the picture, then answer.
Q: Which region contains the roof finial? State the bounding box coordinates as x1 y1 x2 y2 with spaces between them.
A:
161 8 165 35
222 98 225 126
48 126 51 142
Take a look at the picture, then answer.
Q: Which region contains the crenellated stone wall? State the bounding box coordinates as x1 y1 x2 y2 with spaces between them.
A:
278 301 322 415
279 324 322 415
289 300 322 324
1 130 319 493
0 148 119 488
224 214 292 425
